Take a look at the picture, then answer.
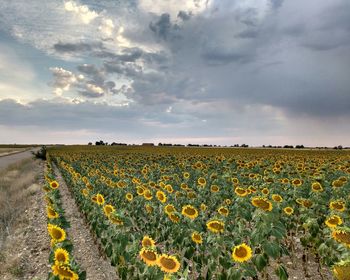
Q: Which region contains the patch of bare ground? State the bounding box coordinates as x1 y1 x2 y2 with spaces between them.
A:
52 164 117 280
0 158 49 280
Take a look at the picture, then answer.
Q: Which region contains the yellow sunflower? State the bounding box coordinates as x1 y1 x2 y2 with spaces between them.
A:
191 231 203 244
251 197 273 211
332 227 350 247
333 258 350 280
332 180 344 188
311 182 323 192
54 248 70 265
330 200 346 212
168 212 180 223
283 207 294 215
47 206 59 219
235 187 248 197
108 213 123 225
156 191 167 203
145 204 153 214
126 192 134 201
48 224 66 243
210 185 220 193
206 220 224 233
140 248 158 266
49 180 59 190
200 203 207 211
218 206 229 217
272 194 283 203
157 254 181 274
103 204 115 217
143 190 153 200
325 215 343 228
164 204 176 215
183 172 190 179
292 178 303 187
96 193 105 205
261 188 269 195
232 243 253 263
142 235 156 248
51 264 79 279
181 205 198 220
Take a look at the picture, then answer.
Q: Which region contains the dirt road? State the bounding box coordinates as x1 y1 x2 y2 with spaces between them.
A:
0 148 39 170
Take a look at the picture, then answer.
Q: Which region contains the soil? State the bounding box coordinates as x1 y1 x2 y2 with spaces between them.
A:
52 164 117 280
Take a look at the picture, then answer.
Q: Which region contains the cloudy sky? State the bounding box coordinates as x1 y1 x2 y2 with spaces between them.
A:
0 0 349 146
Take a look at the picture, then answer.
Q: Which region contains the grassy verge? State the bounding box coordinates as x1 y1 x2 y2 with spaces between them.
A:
0 158 41 277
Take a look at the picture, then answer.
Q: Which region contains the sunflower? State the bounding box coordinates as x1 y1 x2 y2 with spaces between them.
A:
157 254 181 274
332 227 350 247
51 264 79 279
81 188 89 197
48 224 66 243
302 199 313 208
235 187 248 197
145 204 153 214
156 191 167 203
108 213 123 225
139 247 158 266
49 180 59 190
200 203 207 211
272 194 283 203
54 248 70 265
47 206 59 219
142 235 156 248
232 243 253 263
96 193 105 205
292 178 303 187
251 197 273 212
183 172 190 179
144 190 153 200
126 192 134 201
330 200 346 212
225 199 232 205
261 188 269 195
325 215 343 228
181 205 198 220
191 231 203 244
311 182 323 192
218 206 229 217
168 213 180 223
164 204 176 215
332 180 344 188
206 220 224 233
283 207 294 215
333 258 350 280
197 177 207 187
165 184 174 193
137 186 145 195
210 185 220 193
103 204 115 217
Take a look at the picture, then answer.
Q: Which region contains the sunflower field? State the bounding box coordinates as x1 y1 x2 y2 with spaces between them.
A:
48 146 350 280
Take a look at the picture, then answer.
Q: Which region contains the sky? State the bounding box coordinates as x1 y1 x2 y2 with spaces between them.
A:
0 0 349 146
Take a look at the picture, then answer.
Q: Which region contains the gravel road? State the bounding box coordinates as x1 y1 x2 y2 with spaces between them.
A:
0 148 39 170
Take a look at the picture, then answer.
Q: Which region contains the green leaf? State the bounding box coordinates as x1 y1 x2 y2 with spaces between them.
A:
275 264 288 280
254 254 268 272
263 242 280 259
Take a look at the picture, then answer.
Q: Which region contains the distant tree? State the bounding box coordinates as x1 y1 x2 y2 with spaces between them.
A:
158 143 163 146
88 142 92 145
295 145 304 149
95 140 105 145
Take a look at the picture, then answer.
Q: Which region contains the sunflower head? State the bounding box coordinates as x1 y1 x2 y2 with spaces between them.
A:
157 254 181 274
54 248 70 265
311 182 323 192
156 191 167 203
48 224 66 243
325 215 343 228
251 197 273 212
49 181 59 190
283 207 294 215
103 204 115 217
164 204 176 215
332 227 350 246
51 264 79 279
218 206 229 217
232 243 253 263
272 194 283 203
333 258 350 280
181 205 198 220
126 192 134 201
96 193 105 205
235 187 248 197
206 220 224 234
191 231 203 244
168 212 180 223
140 247 158 266
142 235 156 248
47 206 59 219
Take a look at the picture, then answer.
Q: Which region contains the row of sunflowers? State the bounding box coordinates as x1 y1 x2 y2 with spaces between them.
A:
48 146 350 279
43 157 86 279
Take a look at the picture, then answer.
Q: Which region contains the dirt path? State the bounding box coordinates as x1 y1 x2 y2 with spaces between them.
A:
53 164 117 280
0 148 39 170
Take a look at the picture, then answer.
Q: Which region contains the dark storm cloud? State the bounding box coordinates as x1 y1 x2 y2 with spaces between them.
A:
177 11 192 21
149 13 173 40
53 41 103 53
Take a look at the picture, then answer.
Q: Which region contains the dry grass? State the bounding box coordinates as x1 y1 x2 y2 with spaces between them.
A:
0 158 40 248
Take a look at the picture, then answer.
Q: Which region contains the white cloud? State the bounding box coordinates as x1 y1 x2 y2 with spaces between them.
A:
64 1 98 24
